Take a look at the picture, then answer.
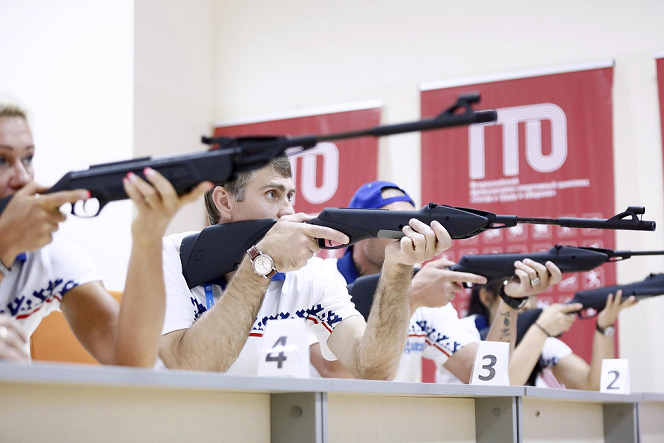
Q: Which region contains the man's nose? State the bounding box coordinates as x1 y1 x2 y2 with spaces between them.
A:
276 200 295 219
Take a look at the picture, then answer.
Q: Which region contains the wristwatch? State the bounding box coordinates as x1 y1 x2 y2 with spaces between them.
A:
499 284 529 310
247 246 277 279
596 323 615 338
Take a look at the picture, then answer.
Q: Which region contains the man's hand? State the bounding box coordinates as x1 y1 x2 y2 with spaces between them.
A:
597 290 637 330
384 219 452 267
504 259 562 298
0 315 29 362
536 303 582 337
256 213 350 272
123 168 212 242
0 182 89 265
410 257 487 310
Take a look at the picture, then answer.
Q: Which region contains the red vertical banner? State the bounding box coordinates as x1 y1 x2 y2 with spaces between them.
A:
420 63 615 364
657 55 664 185
214 102 381 258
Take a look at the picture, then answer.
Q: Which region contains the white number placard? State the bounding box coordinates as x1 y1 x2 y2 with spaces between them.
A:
600 359 630 394
470 341 510 386
258 319 310 378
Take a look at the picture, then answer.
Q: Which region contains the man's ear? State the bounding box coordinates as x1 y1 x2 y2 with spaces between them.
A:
213 186 234 223
478 287 497 309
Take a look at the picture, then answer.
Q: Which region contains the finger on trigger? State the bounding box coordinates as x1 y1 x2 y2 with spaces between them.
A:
428 257 455 269
42 189 91 208
448 271 487 285
305 225 349 245
562 303 583 313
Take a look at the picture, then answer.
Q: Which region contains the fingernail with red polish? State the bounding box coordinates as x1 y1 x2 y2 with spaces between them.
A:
127 172 137 181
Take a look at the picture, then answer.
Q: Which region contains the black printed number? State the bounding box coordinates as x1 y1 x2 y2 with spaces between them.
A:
606 370 620 390
266 336 288 369
478 354 497 381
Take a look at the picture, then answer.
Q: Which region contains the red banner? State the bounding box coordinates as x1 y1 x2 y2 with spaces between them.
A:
214 103 381 258
657 56 664 186
421 63 615 365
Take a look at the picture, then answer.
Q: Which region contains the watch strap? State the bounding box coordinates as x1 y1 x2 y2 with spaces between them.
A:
247 246 261 261
246 246 277 279
499 285 528 310
596 322 615 337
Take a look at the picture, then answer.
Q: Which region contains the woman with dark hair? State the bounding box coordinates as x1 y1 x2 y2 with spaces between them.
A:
465 282 637 389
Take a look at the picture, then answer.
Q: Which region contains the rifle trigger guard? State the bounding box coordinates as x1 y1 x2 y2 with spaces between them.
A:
317 238 347 250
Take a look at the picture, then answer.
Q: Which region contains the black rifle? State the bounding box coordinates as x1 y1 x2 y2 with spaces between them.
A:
450 245 664 284
180 205 655 288
569 273 664 312
0 93 497 217
505 273 664 343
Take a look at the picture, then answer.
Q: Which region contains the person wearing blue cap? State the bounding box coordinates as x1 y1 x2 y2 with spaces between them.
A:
311 180 562 383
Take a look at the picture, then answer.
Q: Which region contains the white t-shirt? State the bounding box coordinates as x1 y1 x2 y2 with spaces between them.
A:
321 257 478 382
0 233 102 353
161 232 362 375
435 315 482 384
394 305 479 382
534 337 573 387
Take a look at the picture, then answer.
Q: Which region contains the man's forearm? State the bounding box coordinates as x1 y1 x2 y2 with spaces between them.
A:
162 257 269 372
486 300 517 352
351 259 413 380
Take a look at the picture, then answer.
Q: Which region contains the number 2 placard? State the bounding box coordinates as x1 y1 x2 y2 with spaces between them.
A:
258 319 310 378
600 359 630 394
470 341 510 386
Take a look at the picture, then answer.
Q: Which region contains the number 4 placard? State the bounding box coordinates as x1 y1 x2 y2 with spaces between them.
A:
258 319 310 378
600 359 630 394
470 341 510 386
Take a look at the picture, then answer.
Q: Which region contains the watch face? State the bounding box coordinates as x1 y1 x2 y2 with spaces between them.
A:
604 326 615 337
254 255 274 275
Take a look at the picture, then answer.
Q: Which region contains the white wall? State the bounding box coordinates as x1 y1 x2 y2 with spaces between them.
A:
0 0 135 290
211 0 664 390
134 0 215 236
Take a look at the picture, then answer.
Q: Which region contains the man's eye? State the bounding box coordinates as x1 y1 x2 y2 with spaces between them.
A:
287 193 294 202
266 191 276 199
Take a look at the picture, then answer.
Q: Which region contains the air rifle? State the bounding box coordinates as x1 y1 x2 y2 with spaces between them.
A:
180 205 656 289
508 273 664 343
450 245 664 284
0 93 497 217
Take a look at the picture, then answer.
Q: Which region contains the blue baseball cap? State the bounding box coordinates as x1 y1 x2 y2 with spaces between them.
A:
348 181 415 210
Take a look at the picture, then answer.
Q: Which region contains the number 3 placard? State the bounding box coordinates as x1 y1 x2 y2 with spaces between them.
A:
258 319 310 378
470 341 510 386
600 359 630 394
